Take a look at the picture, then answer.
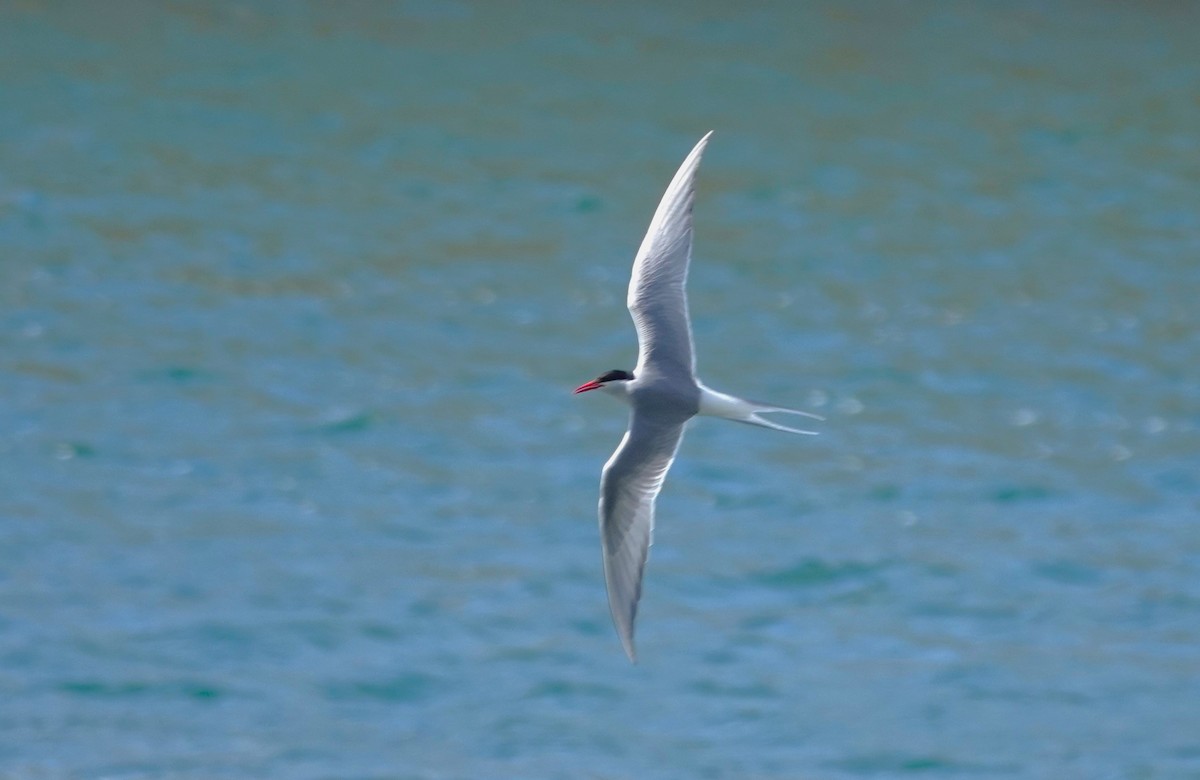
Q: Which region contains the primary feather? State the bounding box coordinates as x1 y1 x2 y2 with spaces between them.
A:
628 131 712 380
599 410 687 661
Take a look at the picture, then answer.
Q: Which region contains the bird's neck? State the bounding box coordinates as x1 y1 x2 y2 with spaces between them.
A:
601 380 635 404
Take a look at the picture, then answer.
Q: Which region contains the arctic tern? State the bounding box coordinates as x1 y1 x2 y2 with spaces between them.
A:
574 132 821 661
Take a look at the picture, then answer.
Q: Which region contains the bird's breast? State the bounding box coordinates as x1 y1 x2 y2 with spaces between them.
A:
629 376 700 420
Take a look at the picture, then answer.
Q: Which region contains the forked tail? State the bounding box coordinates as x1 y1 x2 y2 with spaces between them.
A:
697 385 823 435
740 403 823 435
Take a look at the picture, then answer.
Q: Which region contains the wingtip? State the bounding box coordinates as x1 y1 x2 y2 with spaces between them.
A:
617 624 638 663
684 133 715 180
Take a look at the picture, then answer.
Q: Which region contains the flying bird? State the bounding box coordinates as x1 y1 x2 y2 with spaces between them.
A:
574 132 821 661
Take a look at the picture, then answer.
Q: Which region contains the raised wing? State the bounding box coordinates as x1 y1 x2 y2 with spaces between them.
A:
628 132 712 380
599 409 688 662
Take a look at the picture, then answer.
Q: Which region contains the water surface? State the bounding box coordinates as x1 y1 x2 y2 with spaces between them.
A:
2 3 1198 778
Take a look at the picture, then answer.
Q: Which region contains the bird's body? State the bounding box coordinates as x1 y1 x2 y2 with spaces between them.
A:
575 132 820 661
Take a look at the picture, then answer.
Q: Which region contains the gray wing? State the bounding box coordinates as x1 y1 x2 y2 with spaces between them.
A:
599 409 687 662
628 132 712 380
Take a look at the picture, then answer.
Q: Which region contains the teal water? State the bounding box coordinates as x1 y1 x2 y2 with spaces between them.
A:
2 3 1199 778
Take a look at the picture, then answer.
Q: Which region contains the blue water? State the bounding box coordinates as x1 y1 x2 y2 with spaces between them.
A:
2 3 1199 778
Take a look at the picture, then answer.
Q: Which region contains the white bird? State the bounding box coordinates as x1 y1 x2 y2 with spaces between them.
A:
574 132 821 662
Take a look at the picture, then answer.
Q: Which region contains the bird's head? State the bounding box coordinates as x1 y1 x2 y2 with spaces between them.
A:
573 369 634 397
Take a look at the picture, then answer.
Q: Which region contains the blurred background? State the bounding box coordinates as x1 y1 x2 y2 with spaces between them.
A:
1 2 1198 778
